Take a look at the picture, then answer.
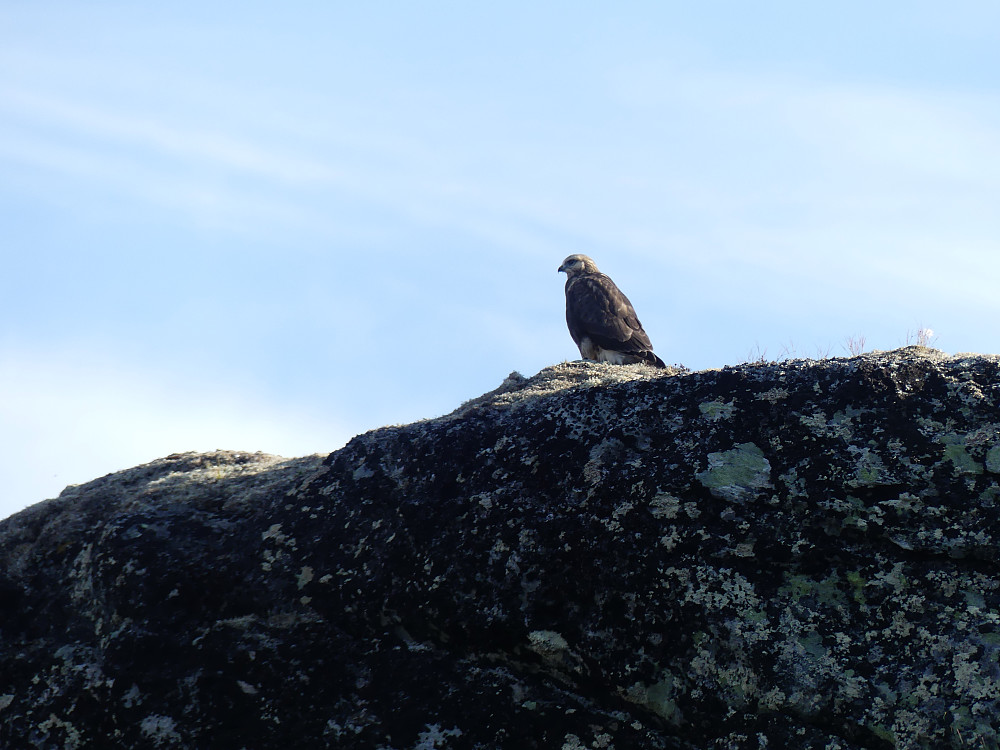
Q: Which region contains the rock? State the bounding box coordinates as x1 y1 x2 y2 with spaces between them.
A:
3 348 1000 748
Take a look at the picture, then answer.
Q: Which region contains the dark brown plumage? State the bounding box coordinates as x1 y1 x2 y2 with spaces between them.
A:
557 254 666 368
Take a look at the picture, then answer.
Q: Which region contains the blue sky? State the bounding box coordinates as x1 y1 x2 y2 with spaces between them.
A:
2 2 1000 518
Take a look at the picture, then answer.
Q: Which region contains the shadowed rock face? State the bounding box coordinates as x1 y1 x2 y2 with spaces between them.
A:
3 348 1000 749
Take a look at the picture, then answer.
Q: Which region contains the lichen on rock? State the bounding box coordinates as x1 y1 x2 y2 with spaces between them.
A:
3 348 1000 748
696 441 772 502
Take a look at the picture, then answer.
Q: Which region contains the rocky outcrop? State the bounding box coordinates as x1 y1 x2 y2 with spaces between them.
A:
3 348 1000 749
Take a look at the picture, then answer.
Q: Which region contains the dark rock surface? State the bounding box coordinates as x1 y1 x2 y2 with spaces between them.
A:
3 348 1000 749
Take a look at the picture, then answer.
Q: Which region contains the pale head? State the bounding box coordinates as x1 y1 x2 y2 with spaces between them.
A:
557 254 600 277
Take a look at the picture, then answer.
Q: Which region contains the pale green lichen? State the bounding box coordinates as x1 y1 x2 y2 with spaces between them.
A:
649 493 699 521
296 566 314 590
944 445 983 475
756 387 789 402
780 574 849 608
699 399 735 421
38 715 83 750
869 724 896 745
696 443 772 502
352 463 375 480
527 630 568 657
852 448 893 486
624 674 684 726
963 589 986 610
986 445 1000 474
798 631 827 660
415 724 463 749
941 434 984 475
799 409 856 441
845 571 867 605
140 714 182 745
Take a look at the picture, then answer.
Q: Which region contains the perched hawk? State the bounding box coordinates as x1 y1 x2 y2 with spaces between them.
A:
558 254 666 368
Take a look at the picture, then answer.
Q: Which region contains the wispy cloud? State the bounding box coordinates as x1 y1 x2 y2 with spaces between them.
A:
3 38 1000 328
0 87 343 183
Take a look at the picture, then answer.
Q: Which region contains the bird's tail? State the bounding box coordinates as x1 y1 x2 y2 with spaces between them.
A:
642 352 667 368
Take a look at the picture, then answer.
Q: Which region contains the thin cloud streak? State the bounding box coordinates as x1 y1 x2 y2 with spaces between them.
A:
0 86 341 184
3 60 998 317
4 62 998 268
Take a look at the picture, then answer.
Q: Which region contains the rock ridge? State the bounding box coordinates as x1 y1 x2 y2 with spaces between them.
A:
2 348 1000 749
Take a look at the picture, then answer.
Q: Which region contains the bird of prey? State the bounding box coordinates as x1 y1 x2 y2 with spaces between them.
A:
557 254 666 368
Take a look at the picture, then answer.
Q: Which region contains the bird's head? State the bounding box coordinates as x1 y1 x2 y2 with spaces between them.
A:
557 254 599 277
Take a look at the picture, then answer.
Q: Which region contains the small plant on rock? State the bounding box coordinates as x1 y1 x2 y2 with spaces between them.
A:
844 334 867 356
906 327 937 348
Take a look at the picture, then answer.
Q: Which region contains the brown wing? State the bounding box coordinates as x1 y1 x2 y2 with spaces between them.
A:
565 273 654 354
